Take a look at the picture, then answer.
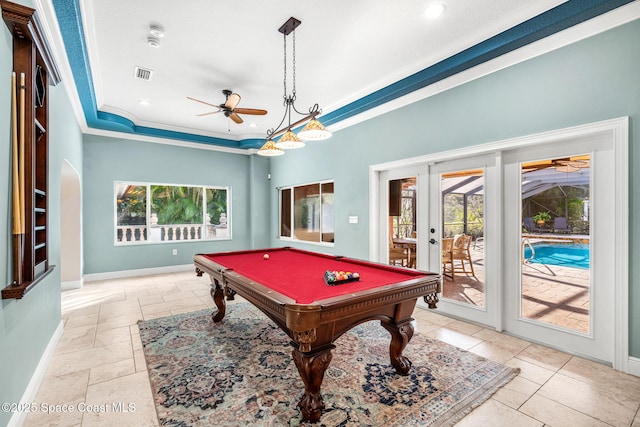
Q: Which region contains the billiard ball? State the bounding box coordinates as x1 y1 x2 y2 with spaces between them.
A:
263 254 270 260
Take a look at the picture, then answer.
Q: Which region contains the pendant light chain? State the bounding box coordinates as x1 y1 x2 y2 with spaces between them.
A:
282 32 287 104
292 29 296 100
282 29 297 103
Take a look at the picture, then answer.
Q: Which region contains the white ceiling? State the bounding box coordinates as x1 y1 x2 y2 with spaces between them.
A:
71 0 570 145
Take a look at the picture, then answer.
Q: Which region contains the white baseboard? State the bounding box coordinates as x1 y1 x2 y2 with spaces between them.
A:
627 356 640 378
61 278 83 290
83 263 194 282
7 321 64 427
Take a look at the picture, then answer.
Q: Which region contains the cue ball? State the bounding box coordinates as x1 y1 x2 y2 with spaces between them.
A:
263 254 270 260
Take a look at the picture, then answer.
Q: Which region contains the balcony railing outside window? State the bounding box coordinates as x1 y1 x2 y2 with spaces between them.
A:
115 182 230 245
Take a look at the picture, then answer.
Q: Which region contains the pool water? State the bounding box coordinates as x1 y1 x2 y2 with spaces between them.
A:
523 243 590 269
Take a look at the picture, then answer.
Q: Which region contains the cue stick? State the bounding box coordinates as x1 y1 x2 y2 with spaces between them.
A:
19 73 26 234
11 72 21 234
10 72 24 285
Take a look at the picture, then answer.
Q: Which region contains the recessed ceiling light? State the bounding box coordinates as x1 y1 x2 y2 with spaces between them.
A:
138 99 150 106
425 3 446 19
250 123 257 128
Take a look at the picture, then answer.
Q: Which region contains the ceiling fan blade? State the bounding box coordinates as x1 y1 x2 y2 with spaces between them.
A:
187 96 222 110
225 93 241 110
196 111 222 117
234 108 268 116
229 112 243 124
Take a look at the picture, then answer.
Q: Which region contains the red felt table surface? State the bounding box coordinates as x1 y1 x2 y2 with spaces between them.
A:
203 248 428 304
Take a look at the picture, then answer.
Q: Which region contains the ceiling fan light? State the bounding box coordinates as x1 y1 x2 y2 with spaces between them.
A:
275 130 305 149
257 140 284 157
298 118 332 141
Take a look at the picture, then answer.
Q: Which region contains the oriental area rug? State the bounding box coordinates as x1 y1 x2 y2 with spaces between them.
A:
138 303 518 426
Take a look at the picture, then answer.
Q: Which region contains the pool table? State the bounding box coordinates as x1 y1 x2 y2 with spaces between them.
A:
194 247 440 422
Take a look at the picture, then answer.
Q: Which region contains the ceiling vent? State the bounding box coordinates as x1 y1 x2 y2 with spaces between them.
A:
134 66 153 81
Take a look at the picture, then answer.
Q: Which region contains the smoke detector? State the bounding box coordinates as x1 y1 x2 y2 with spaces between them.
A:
149 24 164 38
147 36 160 48
147 24 164 48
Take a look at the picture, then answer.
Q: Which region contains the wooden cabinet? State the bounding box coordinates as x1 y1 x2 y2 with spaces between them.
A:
2 0 60 299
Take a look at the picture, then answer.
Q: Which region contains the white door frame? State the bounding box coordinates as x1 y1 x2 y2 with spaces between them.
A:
369 117 628 372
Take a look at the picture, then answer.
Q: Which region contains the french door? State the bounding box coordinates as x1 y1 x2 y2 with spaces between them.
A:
378 165 428 270
503 136 615 362
374 119 626 368
427 154 498 327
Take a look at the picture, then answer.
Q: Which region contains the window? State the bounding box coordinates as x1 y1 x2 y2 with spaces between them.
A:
279 181 334 244
390 180 417 239
115 182 230 244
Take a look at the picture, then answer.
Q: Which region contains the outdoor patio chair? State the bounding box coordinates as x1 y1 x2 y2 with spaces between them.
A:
441 238 454 280
473 236 484 250
553 217 570 233
389 236 409 267
523 217 540 232
451 234 478 280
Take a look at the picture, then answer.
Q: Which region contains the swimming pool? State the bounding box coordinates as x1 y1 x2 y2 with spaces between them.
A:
523 243 590 269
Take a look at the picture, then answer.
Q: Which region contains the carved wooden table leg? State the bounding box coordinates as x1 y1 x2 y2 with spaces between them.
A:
381 319 415 375
291 346 334 423
210 279 226 322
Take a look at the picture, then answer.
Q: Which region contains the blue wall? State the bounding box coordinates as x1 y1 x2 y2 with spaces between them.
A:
0 3 84 425
82 136 271 274
269 20 640 356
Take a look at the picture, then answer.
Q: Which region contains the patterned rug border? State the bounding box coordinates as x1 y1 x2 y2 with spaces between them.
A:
139 304 519 426
432 361 517 427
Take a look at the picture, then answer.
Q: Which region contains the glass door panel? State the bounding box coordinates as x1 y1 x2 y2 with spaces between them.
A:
388 177 417 268
440 170 485 306
520 155 591 333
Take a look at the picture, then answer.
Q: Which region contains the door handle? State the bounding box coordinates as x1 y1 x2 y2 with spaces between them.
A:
429 238 437 244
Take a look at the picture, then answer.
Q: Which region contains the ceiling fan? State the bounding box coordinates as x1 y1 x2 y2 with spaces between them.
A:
187 90 267 124
522 156 591 173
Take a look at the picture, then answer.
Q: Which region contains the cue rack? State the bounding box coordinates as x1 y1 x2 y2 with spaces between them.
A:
2 0 60 299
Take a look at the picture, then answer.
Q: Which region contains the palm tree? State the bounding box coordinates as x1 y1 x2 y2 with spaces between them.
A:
151 185 203 224
206 188 227 225
117 185 147 225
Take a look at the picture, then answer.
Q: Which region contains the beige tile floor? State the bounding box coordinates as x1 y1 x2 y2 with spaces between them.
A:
24 271 640 427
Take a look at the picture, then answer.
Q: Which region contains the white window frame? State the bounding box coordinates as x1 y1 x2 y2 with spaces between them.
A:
114 181 231 245
278 179 335 247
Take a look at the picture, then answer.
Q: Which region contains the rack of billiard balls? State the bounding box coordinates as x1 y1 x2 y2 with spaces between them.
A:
324 270 360 286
